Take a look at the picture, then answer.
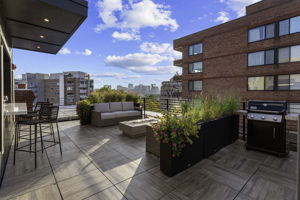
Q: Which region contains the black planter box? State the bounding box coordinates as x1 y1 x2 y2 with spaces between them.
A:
160 115 239 177
160 134 204 177
201 115 239 157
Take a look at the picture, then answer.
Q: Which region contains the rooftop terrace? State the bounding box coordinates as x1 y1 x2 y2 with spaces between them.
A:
0 120 296 200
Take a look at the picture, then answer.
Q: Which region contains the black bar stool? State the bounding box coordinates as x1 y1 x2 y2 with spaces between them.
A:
13 105 62 168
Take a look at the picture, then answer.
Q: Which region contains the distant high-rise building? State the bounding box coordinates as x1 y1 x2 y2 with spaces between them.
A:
22 73 50 103
117 85 127 91
19 71 93 105
128 83 134 89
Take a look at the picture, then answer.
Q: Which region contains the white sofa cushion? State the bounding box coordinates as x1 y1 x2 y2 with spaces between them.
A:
113 110 141 118
94 103 110 113
110 102 122 112
101 112 116 120
122 102 134 111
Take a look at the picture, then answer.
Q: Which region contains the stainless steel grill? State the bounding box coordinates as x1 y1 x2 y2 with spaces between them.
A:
246 100 288 157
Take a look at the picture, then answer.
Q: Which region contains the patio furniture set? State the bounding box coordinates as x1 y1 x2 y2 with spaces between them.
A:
13 102 62 168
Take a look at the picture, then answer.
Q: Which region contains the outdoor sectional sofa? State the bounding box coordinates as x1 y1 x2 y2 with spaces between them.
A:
91 102 142 127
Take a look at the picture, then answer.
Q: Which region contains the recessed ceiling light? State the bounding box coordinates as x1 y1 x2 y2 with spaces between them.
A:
44 18 50 23
37 46 41 49
40 35 44 39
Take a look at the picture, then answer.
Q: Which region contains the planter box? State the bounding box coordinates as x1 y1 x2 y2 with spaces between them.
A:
201 115 239 157
160 134 204 177
146 125 160 157
160 115 239 177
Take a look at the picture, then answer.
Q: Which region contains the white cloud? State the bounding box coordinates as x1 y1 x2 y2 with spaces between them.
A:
105 52 180 75
58 47 71 55
128 65 180 75
96 0 122 30
92 72 141 79
112 31 140 41
215 11 230 23
140 42 181 58
76 49 92 56
105 53 170 67
95 0 179 39
221 0 262 17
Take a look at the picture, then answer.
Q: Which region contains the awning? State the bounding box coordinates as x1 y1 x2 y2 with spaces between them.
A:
1 0 88 54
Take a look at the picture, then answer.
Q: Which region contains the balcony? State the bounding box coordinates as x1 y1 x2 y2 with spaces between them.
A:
0 120 296 199
173 59 183 67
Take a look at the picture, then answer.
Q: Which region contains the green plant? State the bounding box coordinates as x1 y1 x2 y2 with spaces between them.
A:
125 92 140 104
76 100 92 125
153 110 200 157
153 94 240 157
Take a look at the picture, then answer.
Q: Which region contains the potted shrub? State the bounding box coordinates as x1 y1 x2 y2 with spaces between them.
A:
153 94 240 177
76 100 92 125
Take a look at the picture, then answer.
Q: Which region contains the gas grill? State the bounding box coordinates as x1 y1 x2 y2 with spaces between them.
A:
246 100 288 157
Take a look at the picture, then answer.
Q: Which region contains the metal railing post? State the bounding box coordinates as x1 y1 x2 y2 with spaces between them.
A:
143 97 146 118
243 102 246 141
166 98 169 113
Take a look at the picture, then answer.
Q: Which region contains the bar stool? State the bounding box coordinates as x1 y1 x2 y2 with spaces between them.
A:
13 105 62 168
16 102 52 153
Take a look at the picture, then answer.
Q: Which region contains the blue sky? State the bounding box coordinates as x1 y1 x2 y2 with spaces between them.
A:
13 0 260 89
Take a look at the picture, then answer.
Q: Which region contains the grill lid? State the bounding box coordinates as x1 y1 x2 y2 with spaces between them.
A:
247 100 287 114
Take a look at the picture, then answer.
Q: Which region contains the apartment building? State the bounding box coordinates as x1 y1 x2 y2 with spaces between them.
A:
174 0 300 106
161 74 182 99
44 79 60 105
22 73 49 103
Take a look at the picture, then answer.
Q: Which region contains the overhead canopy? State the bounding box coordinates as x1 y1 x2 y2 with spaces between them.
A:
1 0 88 54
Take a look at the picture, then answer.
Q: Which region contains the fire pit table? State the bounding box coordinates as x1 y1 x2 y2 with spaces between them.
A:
119 118 158 138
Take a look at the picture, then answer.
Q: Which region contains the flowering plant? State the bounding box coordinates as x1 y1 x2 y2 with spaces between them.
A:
152 110 200 157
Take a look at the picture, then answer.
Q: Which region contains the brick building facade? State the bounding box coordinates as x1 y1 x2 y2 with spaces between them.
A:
174 0 300 105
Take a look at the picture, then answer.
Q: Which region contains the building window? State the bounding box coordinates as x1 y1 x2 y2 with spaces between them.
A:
189 80 202 91
280 16 300 36
279 19 290 36
248 23 275 42
248 51 266 66
290 16 300 34
266 23 275 39
265 76 275 91
189 62 203 73
278 47 290 63
290 74 300 90
189 43 203 56
248 77 264 90
291 45 300 62
265 50 275 65
278 75 290 90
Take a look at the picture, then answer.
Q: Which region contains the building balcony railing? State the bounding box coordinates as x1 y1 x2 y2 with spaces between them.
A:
174 59 183 67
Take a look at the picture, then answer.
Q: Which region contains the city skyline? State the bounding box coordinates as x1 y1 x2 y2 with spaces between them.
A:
12 0 261 89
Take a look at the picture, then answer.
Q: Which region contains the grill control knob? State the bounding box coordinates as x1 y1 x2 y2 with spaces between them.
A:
273 117 278 121
250 115 254 119
261 116 265 120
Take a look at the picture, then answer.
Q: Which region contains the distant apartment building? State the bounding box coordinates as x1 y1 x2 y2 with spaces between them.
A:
14 79 27 89
18 71 93 105
161 74 182 99
22 73 50 103
174 0 300 105
90 79 94 92
44 79 60 105
116 83 160 97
